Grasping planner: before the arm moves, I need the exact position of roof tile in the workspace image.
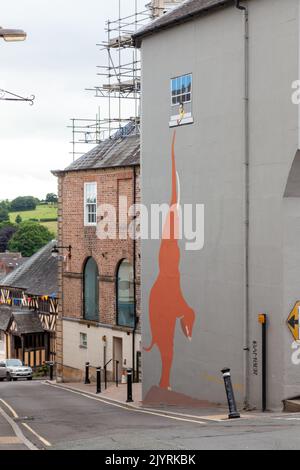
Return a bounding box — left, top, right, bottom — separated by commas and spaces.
0, 241, 58, 297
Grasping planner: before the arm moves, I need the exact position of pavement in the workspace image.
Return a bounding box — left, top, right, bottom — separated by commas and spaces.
1, 380, 300, 450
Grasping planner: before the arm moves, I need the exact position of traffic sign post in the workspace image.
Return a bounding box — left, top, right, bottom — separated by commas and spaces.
258, 314, 267, 412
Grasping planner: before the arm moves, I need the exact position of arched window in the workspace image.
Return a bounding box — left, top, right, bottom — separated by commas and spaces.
117, 260, 135, 328
83, 257, 99, 321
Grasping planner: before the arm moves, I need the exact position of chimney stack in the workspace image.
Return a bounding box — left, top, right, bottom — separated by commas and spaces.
149, 0, 184, 19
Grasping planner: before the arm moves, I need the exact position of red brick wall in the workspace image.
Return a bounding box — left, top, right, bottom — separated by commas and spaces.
56, 165, 141, 367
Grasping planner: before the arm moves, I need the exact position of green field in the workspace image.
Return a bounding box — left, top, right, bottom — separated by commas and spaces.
9, 204, 58, 236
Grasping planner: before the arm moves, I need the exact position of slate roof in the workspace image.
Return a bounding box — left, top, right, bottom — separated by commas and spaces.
0, 307, 44, 334
0, 306, 12, 331
0, 241, 58, 297
54, 123, 140, 174
133, 0, 233, 46
12, 311, 44, 334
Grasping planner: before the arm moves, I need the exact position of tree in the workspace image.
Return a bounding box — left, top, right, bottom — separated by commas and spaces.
0, 224, 17, 252
0, 200, 11, 211
10, 196, 37, 212
8, 221, 54, 257
0, 206, 9, 223
46, 193, 58, 204
15, 215, 22, 224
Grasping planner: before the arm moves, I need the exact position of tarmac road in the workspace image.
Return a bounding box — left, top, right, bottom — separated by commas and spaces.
1, 380, 300, 450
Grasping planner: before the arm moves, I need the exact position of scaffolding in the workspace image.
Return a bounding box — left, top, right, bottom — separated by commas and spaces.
85, 0, 151, 141
69, 0, 184, 159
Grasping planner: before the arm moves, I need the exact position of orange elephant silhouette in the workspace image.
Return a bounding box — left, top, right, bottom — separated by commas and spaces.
144, 131, 196, 390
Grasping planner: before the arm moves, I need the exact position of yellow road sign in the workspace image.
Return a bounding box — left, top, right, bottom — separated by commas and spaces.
287, 301, 300, 341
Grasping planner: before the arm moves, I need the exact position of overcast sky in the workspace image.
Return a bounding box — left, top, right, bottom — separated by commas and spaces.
0, 0, 145, 200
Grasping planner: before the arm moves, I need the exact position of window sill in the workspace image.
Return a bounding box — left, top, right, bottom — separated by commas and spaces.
112, 325, 134, 333
79, 319, 99, 327
169, 115, 194, 128
79, 345, 87, 349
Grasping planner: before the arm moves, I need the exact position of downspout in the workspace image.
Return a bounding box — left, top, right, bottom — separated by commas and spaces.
236, 0, 250, 409
132, 165, 137, 382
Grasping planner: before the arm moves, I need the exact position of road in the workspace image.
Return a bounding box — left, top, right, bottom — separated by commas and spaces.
1, 380, 300, 450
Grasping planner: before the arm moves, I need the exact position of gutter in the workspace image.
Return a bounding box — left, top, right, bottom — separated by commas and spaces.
236, 0, 250, 410
132, 165, 137, 382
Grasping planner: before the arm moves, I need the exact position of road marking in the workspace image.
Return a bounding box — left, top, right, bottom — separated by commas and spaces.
22, 422, 52, 447
0, 406, 37, 450
139, 408, 226, 423
274, 417, 300, 421
0, 436, 21, 444
0, 398, 18, 419
45, 382, 207, 426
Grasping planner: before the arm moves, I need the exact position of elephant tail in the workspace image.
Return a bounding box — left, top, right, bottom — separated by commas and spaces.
143, 339, 155, 352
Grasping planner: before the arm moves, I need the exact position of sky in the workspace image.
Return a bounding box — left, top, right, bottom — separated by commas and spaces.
0, 0, 146, 200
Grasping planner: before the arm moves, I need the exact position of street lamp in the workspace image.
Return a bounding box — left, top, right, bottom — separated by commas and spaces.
0, 27, 26, 42
0, 25, 33, 104
51, 245, 72, 260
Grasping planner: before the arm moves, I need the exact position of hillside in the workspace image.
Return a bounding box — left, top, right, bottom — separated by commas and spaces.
9, 204, 58, 236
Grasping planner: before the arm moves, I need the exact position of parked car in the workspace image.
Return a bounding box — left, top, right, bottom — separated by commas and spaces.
0, 359, 33, 381
0, 361, 9, 381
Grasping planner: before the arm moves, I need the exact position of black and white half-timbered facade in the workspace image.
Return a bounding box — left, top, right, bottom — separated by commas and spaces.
0, 241, 58, 368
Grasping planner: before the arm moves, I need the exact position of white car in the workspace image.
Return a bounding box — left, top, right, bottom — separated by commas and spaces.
0, 361, 9, 381
0, 359, 33, 381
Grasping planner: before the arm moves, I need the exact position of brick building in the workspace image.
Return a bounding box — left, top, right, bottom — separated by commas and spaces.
53, 129, 141, 383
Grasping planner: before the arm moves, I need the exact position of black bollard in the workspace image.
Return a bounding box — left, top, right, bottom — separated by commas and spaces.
96, 367, 101, 394
221, 368, 240, 419
84, 362, 90, 385
49, 362, 54, 381
115, 360, 119, 387
126, 368, 133, 403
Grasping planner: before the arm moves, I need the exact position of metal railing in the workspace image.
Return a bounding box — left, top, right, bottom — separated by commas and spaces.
104, 358, 119, 389
83, 360, 120, 389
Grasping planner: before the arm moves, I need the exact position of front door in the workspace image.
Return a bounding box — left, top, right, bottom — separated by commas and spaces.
12, 335, 22, 361
113, 337, 122, 381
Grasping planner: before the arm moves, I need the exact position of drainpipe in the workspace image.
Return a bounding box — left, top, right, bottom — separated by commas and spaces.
132, 165, 137, 381
236, 0, 250, 409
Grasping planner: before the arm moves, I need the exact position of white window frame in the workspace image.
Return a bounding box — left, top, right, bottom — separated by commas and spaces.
169, 73, 194, 127
79, 332, 87, 349
84, 182, 97, 227
170, 73, 192, 107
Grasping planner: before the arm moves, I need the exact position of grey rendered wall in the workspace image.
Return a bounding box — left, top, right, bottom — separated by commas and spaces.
141, 6, 246, 405
247, 0, 298, 410
283, 195, 300, 400
141, 0, 300, 409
